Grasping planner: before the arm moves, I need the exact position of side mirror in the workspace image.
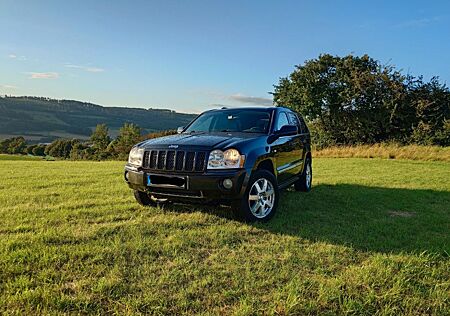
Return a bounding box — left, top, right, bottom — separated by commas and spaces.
177, 126, 185, 134
276, 125, 297, 136
267, 125, 297, 144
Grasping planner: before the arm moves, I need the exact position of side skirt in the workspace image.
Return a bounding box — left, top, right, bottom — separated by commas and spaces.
277, 176, 300, 190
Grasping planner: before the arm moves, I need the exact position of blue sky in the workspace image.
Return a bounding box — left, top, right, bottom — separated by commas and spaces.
1, 0, 449, 113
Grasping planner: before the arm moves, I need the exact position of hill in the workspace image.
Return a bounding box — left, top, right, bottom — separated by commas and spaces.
0, 96, 196, 142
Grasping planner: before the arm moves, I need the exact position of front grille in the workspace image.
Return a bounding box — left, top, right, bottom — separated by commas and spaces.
143, 149, 207, 172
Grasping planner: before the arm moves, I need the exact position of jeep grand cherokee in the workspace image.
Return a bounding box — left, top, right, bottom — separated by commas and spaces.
124, 106, 312, 221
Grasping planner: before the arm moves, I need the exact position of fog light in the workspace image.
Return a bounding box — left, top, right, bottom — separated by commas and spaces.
124, 171, 129, 181
222, 178, 233, 189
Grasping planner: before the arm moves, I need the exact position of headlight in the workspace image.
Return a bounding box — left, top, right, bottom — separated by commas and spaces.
207, 149, 244, 169
128, 147, 144, 166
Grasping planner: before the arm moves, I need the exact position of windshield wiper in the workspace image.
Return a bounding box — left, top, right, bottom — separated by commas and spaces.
185, 130, 205, 134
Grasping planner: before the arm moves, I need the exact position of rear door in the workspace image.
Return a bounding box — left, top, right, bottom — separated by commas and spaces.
285, 111, 304, 177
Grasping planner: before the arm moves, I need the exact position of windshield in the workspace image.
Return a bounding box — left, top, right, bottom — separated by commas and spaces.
184, 109, 272, 134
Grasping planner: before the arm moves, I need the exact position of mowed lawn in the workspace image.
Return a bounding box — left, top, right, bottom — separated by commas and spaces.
0, 157, 449, 315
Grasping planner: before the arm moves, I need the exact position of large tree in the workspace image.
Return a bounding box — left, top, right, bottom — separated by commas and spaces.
90, 124, 111, 151
6, 136, 27, 154
110, 123, 141, 159
407, 76, 450, 146
273, 54, 409, 145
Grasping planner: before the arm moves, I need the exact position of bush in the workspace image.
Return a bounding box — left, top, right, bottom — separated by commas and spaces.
45, 139, 80, 159
32, 144, 46, 156
0, 137, 27, 154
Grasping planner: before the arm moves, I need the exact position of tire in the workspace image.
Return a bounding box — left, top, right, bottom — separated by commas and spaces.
232, 169, 279, 222
294, 157, 312, 192
133, 190, 157, 207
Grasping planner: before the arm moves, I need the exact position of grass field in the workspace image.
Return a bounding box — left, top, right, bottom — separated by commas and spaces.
314, 144, 450, 162
0, 158, 449, 315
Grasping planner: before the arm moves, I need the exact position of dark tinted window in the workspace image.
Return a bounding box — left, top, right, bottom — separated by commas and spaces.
297, 114, 308, 134
275, 112, 290, 131
287, 112, 300, 132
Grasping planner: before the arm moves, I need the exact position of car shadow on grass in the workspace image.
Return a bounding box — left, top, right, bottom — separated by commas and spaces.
160, 201, 236, 220
157, 183, 449, 255
262, 184, 450, 255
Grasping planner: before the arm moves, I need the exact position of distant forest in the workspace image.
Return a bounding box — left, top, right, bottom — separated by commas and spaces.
0, 96, 196, 142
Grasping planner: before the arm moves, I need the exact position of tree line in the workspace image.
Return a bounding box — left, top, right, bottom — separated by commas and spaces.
273, 54, 449, 147
0, 124, 176, 160
1, 53, 449, 156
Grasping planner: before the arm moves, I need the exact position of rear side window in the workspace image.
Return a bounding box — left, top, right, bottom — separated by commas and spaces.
287, 112, 301, 132
297, 114, 308, 134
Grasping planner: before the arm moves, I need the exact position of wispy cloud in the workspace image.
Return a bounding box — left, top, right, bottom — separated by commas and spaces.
65, 64, 105, 73
209, 103, 232, 108
27, 72, 59, 79
0, 84, 18, 89
8, 54, 27, 61
394, 16, 441, 28
228, 93, 273, 106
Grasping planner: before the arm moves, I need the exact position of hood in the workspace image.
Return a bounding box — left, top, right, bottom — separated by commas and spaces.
139, 132, 264, 150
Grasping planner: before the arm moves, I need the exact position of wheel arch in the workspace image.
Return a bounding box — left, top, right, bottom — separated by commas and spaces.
256, 159, 275, 175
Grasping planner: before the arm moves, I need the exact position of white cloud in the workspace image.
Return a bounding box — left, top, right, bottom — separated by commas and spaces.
0, 84, 17, 89
228, 93, 273, 106
27, 72, 59, 79
395, 16, 441, 28
8, 54, 27, 60
65, 64, 105, 73
86, 67, 104, 73
209, 103, 232, 108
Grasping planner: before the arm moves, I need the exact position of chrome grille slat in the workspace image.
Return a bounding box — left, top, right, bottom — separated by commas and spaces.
143, 149, 207, 172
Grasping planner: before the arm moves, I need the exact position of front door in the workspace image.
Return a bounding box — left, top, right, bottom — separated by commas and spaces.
271, 111, 302, 183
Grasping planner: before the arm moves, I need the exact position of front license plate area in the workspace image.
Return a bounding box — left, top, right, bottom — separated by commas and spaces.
147, 174, 186, 189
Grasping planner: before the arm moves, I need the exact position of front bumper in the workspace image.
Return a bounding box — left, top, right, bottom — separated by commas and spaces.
124, 165, 249, 202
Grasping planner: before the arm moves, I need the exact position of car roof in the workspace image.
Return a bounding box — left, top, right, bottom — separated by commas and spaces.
204, 106, 291, 113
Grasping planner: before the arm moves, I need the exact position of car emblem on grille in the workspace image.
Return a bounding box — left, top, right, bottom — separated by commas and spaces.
168, 144, 179, 149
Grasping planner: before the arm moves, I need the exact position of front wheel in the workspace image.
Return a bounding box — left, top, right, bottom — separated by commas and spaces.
133, 190, 157, 206
294, 157, 312, 192
232, 170, 279, 222
133, 190, 170, 207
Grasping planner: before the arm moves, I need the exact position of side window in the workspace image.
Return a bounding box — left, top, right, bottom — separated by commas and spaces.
287, 112, 301, 133
275, 112, 290, 131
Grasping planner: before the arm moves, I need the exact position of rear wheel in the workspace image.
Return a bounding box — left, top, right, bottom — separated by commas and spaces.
294, 157, 312, 192
233, 170, 279, 222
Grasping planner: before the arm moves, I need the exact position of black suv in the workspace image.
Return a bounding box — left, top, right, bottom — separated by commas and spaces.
124, 106, 312, 221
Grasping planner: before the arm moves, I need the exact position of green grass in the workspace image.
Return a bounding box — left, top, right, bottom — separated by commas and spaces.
0, 154, 45, 161
0, 158, 449, 315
